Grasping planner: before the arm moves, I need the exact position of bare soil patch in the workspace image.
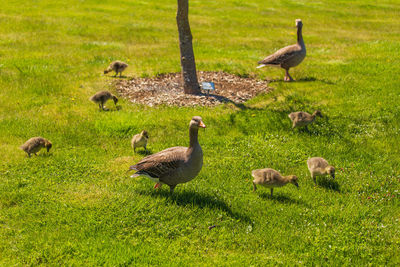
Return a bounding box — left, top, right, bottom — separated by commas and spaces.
114, 71, 272, 107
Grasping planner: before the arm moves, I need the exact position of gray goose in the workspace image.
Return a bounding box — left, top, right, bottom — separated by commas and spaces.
89, 90, 118, 111
252, 168, 298, 197
288, 110, 322, 130
20, 137, 52, 157
257, 19, 306, 82
307, 157, 335, 184
129, 116, 206, 193
131, 130, 149, 153
104, 60, 128, 77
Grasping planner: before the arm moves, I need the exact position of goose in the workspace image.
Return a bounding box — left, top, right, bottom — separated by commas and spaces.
307, 157, 335, 184
252, 168, 298, 197
131, 130, 149, 153
288, 110, 322, 130
129, 116, 206, 193
257, 19, 306, 82
104, 61, 128, 77
20, 137, 52, 157
89, 90, 118, 111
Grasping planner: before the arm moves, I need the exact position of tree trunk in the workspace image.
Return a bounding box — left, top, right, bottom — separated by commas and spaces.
176, 0, 200, 94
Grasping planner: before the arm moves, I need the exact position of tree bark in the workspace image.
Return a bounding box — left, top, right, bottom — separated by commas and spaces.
176, 0, 200, 94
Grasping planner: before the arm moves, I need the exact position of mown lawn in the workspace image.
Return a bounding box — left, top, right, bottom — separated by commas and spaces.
0, 0, 399, 265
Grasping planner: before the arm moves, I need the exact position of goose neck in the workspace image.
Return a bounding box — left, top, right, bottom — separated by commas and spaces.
189, 126, 199, 148
297, 26, 304, 46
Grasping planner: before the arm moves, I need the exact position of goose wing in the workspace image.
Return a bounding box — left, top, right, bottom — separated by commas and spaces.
130, 146, 187, 178
258, 44, 301, 66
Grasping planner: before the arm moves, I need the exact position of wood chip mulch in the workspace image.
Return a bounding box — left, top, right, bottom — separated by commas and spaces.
114, 71, 272, 107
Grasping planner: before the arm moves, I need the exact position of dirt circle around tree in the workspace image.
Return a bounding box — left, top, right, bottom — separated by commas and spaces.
114, 71, 272, 107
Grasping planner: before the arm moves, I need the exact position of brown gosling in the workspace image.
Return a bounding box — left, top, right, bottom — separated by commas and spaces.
257, 19, 306, 82
104, 61, 128, 77
20, 137, 52, 157
131, 130, 149, 153
307, 157, 335, 184
252, 168, 299, 197
89, 90, 118, 111
288, 110, 322, 130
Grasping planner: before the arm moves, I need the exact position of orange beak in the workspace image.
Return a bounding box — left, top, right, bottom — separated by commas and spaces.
199, 121, 206, 128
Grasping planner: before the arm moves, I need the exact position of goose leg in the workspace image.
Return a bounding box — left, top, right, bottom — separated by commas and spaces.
284, 69, 293, 82
252, 182, 257, 192
270, 188, 274, 197
312, 174, 316, 185
169, 185, 176, 193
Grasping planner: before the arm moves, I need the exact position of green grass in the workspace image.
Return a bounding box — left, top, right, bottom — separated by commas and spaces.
1, 0, 399, 265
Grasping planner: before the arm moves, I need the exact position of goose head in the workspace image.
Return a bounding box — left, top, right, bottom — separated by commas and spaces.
141, 130, 149, 139
112, 95, 118, 105
288, 175, 299, 187
190, 116, 206, 129
45, 140, 52, 152
327, 166, 335, 179
313, 110, 323, 118
295, 19, 303, 28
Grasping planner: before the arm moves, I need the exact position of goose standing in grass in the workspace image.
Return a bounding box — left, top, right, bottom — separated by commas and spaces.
131, 130, 149, 153
257, 19, 306, 82
252, 168, 298, 197
307, 157, 335, 184
288, 110, 322, 130
20, 137, 52, 157
129, 116, 206, 193
104, 60, 128, 77
89, 90, 118, 111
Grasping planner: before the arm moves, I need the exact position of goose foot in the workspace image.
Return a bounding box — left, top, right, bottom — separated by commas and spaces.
154, 183, 162, 189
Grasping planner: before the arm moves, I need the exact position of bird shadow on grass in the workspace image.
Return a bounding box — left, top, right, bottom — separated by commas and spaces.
135, 149, 153, 156
317, 178, 340, 192
268, 76, 334, 85
137, 189, 252, 224
258, 192, 310, 207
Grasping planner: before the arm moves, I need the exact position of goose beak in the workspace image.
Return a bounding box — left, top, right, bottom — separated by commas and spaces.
199, 121, 206, 128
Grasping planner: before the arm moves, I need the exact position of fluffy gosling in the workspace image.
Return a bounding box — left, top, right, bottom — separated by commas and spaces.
131, 130, 149, 153
288, 110, 322, 130
89, 90, 118, 111
252, 168, 299, 197
20, 137, 52, 157
104, 61, 128, 77
307, 157, 335, 184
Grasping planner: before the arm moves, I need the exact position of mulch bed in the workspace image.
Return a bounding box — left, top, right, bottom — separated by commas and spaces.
114, 71, 272, 107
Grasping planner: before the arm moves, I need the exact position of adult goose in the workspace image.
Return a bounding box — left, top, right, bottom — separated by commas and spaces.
257, 19, 306, 82
129, 116, 206, 193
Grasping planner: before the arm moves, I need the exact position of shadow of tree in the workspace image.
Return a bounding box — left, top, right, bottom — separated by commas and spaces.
137, 189, 252, 224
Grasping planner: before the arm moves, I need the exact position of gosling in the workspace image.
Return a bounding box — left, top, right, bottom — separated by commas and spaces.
288, 110, 322, 130
104, 61, 128, 77
20, 137, 52, 157
131, 130, 149, 153
307, 157, 335, 184
252, 168, 299, 197
89, 90, 118, 111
